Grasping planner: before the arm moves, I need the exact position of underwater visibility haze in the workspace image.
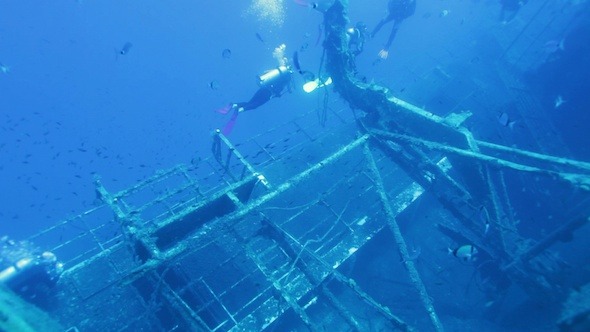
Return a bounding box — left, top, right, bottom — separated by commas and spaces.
1, 0, 590, 331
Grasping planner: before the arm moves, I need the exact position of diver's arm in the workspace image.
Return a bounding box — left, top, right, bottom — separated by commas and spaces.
275, 77, 294, 97
371, 17, 389, 38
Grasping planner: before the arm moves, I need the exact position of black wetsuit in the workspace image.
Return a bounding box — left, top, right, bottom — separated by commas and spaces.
348, 26, 367, 56
222, 66, 293, 135
372, 0, 417, 50
235, 69, 292, 112
387, 0, 416, 19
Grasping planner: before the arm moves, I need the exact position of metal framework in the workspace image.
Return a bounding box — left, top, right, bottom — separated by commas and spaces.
25, 109, 449, 331
2, 1, 589, 331
4, 93, 586, 331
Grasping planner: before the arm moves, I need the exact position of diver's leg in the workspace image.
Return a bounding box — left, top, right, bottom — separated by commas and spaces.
384, 20, 401, 50
221, 88, 273, 135
371, 15, 394, 38
241, 88, 273, 112
377, 20, 401, 59
222, 87, 273, 114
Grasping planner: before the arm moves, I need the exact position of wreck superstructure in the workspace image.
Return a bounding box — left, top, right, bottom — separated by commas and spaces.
1, 1, 590, 331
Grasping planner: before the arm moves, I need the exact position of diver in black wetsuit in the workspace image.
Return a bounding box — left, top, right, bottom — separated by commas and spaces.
347, 22, 368, 57
371, 0, 417, 60
218, 44, 293, 134
228, 65, 293, 113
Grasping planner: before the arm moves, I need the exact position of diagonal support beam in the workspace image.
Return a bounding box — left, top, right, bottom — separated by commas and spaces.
363, 143, 445, 332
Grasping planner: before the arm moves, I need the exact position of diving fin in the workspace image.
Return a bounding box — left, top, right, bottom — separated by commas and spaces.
303, 77, 332, 93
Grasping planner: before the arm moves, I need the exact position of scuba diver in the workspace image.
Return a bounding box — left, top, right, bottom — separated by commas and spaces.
371, 0, 417, 60
218, 44, 294, 134
0, 236, 63, 304
347, 22, 368, 57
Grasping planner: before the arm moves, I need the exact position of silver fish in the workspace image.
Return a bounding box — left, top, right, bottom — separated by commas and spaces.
479, 206, 490, 235
498, 112, 516, 129
119, 42, 133, 55
449, 244, 478, 262
0, 62, 9, 74
554, 95, 566, 109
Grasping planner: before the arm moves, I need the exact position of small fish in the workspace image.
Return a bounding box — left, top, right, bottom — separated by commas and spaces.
439, 9, 450, 17
401, 246, 421, 263
221, 48, 232, 59
544, 39, 565, 54
498, 112, 516, 129
255, 32, 265, 43
479, 206, 490, 235
208, 80, 220, 90
554, 95, 566, 109
119, 42, 133, 55
0, 62, 9, 74
448, 245, 478, 262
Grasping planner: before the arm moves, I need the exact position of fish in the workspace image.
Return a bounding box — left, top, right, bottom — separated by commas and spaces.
0, 62, 9, 74
119, 42, 133, 55
498, 112, 516, 129
208, 80, 220, 90
479, 206, 490, 235
544, 39, 565, 54
401, 246, 421, 263
439, 9, 450, 17
255, 32, 265, 43
554, 95, 566, 109
294, 0, 335, 12
299, 42, 309, 52
449, 245, 478, 262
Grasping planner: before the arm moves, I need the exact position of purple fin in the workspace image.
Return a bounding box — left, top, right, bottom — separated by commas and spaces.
222, 112, 239, 135
216, 104, 232, 115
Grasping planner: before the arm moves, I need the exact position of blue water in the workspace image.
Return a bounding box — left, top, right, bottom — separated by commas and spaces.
1, 0, 589, 330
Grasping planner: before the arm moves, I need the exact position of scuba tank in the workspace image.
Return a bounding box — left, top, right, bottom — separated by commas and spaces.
257, 65, 290, 88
